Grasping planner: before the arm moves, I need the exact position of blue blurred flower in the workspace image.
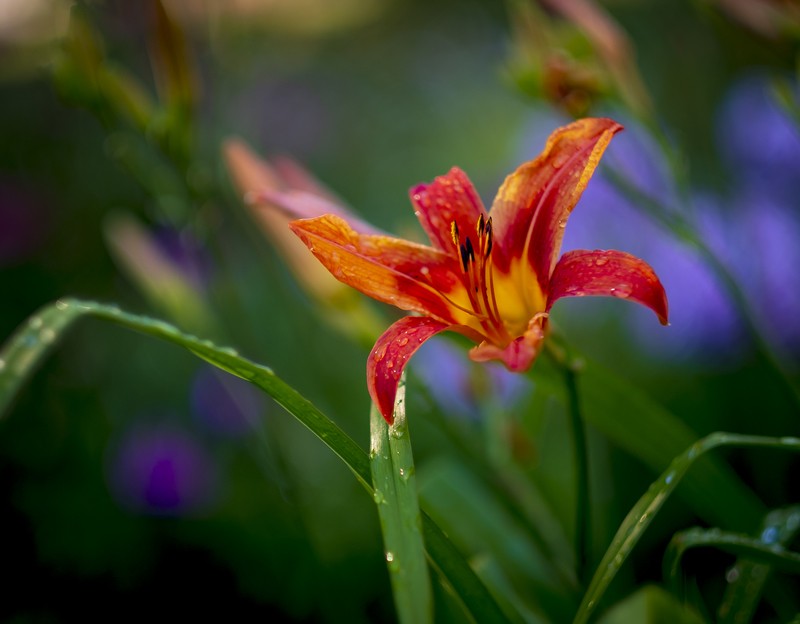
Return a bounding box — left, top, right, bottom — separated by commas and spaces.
106, 422, 218, 516
717, 73, 800, 203
715, 74, 800, 355
152, 226, 213, 293
191, 365, 264, 437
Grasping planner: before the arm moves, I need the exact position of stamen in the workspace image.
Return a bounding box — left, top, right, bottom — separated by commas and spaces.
450, 221, 459, 247
477, 214, 485, 236
485, 218, 493, 258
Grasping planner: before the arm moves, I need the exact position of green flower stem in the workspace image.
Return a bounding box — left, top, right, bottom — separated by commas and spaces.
545, 340, 591, 587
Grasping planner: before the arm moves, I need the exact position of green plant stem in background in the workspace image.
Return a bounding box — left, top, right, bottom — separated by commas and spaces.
0, 299, 513, 624
665, 525, 800, 601
370, 376, 433, 624
605, 166, 800, 410
573, 432, 800, 624
545, 340, 591, 588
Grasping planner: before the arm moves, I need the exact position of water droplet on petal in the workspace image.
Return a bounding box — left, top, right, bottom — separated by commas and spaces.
595, 256, 608, 267
610, 284, 633, 299
385, 360, 394, 369
398, 337, 409, 347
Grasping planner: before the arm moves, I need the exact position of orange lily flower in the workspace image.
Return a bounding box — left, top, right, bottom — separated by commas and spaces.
290, 118, 668, 423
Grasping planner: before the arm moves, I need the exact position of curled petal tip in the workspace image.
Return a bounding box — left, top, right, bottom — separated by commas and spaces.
367, 316, 451, 424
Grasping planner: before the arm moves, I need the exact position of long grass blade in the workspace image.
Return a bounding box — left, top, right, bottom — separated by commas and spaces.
573, 433, 800, 624
0, 298, 512, 624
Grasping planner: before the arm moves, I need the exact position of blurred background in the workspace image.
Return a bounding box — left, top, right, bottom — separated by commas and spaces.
0, 0, 799, 621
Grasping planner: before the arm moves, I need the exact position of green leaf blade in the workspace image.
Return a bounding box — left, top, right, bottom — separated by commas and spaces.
0, 298, 513, 624
370, 375, 433, 624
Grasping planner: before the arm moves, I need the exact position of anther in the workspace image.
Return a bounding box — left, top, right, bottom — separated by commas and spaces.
460, 244, 470, 272
477, 214, 485, 236
450, 221, 459, 247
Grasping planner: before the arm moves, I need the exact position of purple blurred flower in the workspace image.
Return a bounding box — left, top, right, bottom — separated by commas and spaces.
191, 366, 263, 437
152, 226, 213, 292
717, 73, 800, 202
107, 422, 218, 516
729, 192, 800, 352
715, 75, 800, 355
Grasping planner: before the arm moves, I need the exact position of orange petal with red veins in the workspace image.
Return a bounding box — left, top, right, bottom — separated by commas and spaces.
547, 249, 669, 324
290, 214, 464, 323
469, 315, 547, 372
410, 167, 488, 254
489, 118, 622, 287
368, 316, 451, 424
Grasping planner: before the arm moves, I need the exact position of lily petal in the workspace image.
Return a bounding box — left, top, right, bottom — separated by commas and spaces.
410, 167, 488, 254
547, 249, 669, 324
469, 314, 547, 372
368, 316, 451, 424
290, 214, 465, 323
489, 118, 622, 287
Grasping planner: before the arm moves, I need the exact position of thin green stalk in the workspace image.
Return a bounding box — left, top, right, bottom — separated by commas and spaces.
545, 340, 591, 587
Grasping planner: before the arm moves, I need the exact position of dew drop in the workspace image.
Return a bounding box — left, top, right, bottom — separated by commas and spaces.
55, 300, 71, 311
385, 551, 395, 563
373, 490, 385, 504
595, 257, 608, 267
761, 526, 779, 544
780, 437, 800, 446
385, 360, 394, 369
39, 328, 56, 345
552, 151, 570, 169
610, 284, 632, 299
398, 337, 409, 347
28, 317, 42, 330
664, 471, 676, 485
420, 266, 430, 276
0, 359, 5, 371
725, 566, 740, 583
